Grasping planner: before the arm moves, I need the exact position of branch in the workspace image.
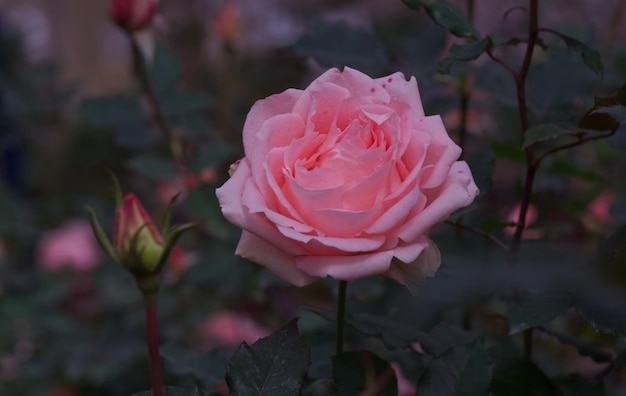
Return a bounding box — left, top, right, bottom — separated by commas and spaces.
444, 220, 510, 251
536, 129, 617, 164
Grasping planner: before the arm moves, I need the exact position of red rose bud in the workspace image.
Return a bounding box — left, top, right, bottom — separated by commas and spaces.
114, 193, 165, 273
110, 0, 157, 32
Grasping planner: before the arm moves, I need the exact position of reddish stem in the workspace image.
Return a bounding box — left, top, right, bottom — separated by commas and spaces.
145, 295, 164, 396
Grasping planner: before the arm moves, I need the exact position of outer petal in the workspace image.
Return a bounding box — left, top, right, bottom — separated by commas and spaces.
375, 72, 425, 117
415, 115, 462, 189
296, 251, 394, 281
243, 89, 303, 155
236, 231, 318, 286
399, 161, 479, 242
385, 237, 441, 293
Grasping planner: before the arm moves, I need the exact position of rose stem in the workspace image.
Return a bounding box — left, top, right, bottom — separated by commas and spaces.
486, 0, 539, 360
144, 293, 164, 396
457, 0, 475, 158
127, 33, 189, 178
336, 280, 348, 356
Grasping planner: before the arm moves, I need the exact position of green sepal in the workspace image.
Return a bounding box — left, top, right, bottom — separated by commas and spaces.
105, 169, 123, 207
156, 222, 195, 272
85, 206, 119, 263
160, 191, 182, 234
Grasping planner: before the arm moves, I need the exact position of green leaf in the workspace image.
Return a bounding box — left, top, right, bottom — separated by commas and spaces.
575, 294, 626, 336
417, 342, 492, 396
131, 386, 206, 396
333, 351, 397, 396
508, 293, 573, 334
454, 343, 493, 396
85, 206, 118, 263
522, 124, 573, 148
538, 326, 613, 363
149, 44, 182, 94
161, 90, 213, 117
127, 155, 179, 181
491, 359, 555, 396
79, 94, 142, 127
225, 319, 310, 396
438, 36, 491, 74
403, 0, 478, 39
542, 30, 603, 77
294, 21, 389, 76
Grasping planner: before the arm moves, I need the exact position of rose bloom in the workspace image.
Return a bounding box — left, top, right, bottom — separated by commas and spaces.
37, 220, 101, 272
216, 67, 478, 286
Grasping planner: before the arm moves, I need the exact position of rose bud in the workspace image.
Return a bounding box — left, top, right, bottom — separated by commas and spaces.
114, 193, 165, 274
87, 187, 194, 295
110, 0, 157, 32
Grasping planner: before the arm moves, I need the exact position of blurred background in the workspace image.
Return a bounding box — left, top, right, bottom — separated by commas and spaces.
1, 0, 626, 394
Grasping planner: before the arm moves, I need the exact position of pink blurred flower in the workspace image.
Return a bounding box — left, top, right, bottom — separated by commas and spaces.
194, 311, 270, 350
37, 220, 101, 272
214, 2, 241, 45
164, 244, 197, 283
391, 362, 417, 396
588, 190, 614, 224
504, 203, 542, 239
156, 168, 218, 204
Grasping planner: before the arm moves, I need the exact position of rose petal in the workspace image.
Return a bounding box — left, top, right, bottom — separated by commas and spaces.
296, 250, 394, 280
416, 116, 462, 189
236, 231, 318, 286
398, 161, 479, 241
376, 72, 425, 117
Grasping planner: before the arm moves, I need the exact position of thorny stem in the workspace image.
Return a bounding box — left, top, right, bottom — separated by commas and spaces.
487, 0, 539, 360
336, 280, 348, 356
144, 295, 164, 396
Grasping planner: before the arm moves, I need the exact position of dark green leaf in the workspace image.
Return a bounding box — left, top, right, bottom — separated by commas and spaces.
149, 44, 183, 94
161, 90, 213, 117
294, 21, 389, 77
403, 0, 479, 39
575, 294, 626, 336
132, 386, 206, 396
538, 326, 613, 363
225, 319, 310, 396
454, 343, 493, 396
508, 293, 573, 334
333, 351, 397, 396
491, 359, 555, 396
449, 36, 491, 61
522, 124, 573, 148
438, 36, 491, 74
79, 95, 142, 127
542, 30, 603, 77
417, 342, 492, 396
127, 155, 179, 181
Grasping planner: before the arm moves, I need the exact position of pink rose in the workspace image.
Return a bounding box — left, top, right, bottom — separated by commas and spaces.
216, 67, 478, 286
37, 220, 101, 272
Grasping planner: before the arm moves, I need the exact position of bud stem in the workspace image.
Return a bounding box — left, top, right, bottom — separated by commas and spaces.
144, 294, 164, 396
